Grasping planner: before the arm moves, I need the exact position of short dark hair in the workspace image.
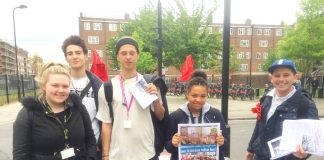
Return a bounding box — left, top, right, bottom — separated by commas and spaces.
61, 35, 88, 57
115, 36, 139, 54
187, 70, 208, 92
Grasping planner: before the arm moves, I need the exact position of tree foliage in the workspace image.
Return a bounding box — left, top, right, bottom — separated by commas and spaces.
274, 0, 324, 75
106, 0, 223, 72
28, 53, 43, 75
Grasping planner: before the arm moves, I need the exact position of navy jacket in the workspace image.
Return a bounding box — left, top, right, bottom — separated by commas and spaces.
165, 103, 229, 160
247, 89, 318, 160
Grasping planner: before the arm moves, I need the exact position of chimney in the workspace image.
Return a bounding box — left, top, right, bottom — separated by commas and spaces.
124, 13, 130, 20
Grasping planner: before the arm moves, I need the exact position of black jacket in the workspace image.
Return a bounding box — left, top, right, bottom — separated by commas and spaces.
247, 89, 318, 160
165, 104, 229, 160
13, 93, 97, 160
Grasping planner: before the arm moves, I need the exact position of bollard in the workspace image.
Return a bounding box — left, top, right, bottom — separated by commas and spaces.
318, 88, 323, 98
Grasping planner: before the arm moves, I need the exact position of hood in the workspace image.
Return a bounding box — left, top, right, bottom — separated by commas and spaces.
180, 102, 211, 116
21, 92, 81, 112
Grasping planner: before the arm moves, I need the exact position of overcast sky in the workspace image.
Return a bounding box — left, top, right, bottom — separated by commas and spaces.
0, 0, 301, 63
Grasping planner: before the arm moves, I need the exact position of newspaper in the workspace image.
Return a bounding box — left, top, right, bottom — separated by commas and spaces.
267, 136, 292, 159
178, 123, 220, 160
129, 78, 158, 109
279, 119, 324, 156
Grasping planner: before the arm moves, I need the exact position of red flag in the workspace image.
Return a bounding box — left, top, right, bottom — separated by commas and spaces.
90, 48, 108, 82
178, 54, 194, 82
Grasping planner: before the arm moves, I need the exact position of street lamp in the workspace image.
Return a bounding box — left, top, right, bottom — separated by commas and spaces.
13, 4, 27, 101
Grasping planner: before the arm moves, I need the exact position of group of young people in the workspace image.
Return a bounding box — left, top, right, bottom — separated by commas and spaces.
12, 35, 318, 160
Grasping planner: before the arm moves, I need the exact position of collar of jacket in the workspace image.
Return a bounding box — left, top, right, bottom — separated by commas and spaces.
21, 93, 81, 113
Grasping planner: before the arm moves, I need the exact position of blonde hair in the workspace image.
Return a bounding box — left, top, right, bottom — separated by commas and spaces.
35, 62, 71, 100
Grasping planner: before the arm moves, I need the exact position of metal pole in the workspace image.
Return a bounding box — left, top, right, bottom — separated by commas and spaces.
13, 7, 21, 101
13, 5, 27, 101
157, 0, 163, 77
249, 25, 253, 86
222, 0, 231, 158
222, 0, 231, 126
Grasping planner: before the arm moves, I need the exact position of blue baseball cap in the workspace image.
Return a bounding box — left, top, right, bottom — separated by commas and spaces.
268, 59, 297, 74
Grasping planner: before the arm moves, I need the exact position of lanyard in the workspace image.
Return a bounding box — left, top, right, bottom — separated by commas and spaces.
119, 73, 138, 119
189, 106, 203, 124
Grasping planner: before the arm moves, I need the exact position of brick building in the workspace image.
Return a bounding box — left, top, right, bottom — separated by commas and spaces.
79, 13, 287, 88
0, 39, 29, 75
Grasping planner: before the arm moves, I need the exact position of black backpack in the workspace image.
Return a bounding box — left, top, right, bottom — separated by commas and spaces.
103, 74, 169, 156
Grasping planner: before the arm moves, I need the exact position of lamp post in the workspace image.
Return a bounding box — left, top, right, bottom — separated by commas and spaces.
13, 4, 27, 101
249, 25, 253, 87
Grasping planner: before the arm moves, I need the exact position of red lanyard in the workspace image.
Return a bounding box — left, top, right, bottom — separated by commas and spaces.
119, 73, 138, 118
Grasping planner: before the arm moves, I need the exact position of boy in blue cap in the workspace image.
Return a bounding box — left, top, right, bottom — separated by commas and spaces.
245, 59, 319, 160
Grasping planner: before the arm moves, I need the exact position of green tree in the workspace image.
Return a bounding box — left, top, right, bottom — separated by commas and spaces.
28, 53, 43, 75
106, 0, 223, 72
275, 0, 324, 76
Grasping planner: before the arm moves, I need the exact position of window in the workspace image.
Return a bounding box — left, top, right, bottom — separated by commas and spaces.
97, 50, 103, 57
238, 28, 245, 35
258, 64, 263, 71
93, 23, 102, 31
88, 36, 99, 44
240, 64, 248, 71
109, 23, 117, 31
264, 29, 271, 35
263, 52, 268, 59
88, 50, 92, 57
240, 40, 249, 47
237, 52, 244, 59
247, 28, 252, 35
230, 28, 233, 35
256, 52, 262, 59
245, 52, 251, 59
120, 23, 126, 31
259, 40, 268, 47
207, 27, 213, 34
276, 29, 282, 36
218, 28, 223, 34
84, 22, 90, 30
256, 29, 262, 35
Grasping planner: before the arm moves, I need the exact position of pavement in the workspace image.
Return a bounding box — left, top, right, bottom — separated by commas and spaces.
0, 96, 323, 160
0, 96, 323, 125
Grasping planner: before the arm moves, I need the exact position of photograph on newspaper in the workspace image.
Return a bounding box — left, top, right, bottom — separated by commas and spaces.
178, 123, 220, 160
267, 136, 292, 159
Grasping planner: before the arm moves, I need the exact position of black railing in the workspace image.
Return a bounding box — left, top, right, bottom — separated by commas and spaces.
0, 74, 38, 106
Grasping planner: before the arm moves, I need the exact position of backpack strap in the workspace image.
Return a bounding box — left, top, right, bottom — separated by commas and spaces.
104, 80, 114, 124
79, 82, 92, 100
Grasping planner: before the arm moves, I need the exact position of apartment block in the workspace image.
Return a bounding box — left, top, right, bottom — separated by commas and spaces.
0, 39, 29, 75
79, 14, 287, 87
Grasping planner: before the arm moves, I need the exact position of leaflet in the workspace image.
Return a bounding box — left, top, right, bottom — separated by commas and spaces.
178, 123, 220, 160
267, 136, 292, 159
279, 119, 324, 156
129, 78, 158, 109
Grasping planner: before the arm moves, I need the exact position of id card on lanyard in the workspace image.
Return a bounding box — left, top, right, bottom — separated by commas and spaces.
119, 73, 138, 129
61, 114, 75, 159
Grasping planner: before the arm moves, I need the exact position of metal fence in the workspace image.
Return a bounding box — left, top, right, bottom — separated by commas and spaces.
0, 74, 38, 105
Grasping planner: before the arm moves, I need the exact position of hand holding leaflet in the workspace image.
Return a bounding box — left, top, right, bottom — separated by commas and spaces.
129, 78, 158, 109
